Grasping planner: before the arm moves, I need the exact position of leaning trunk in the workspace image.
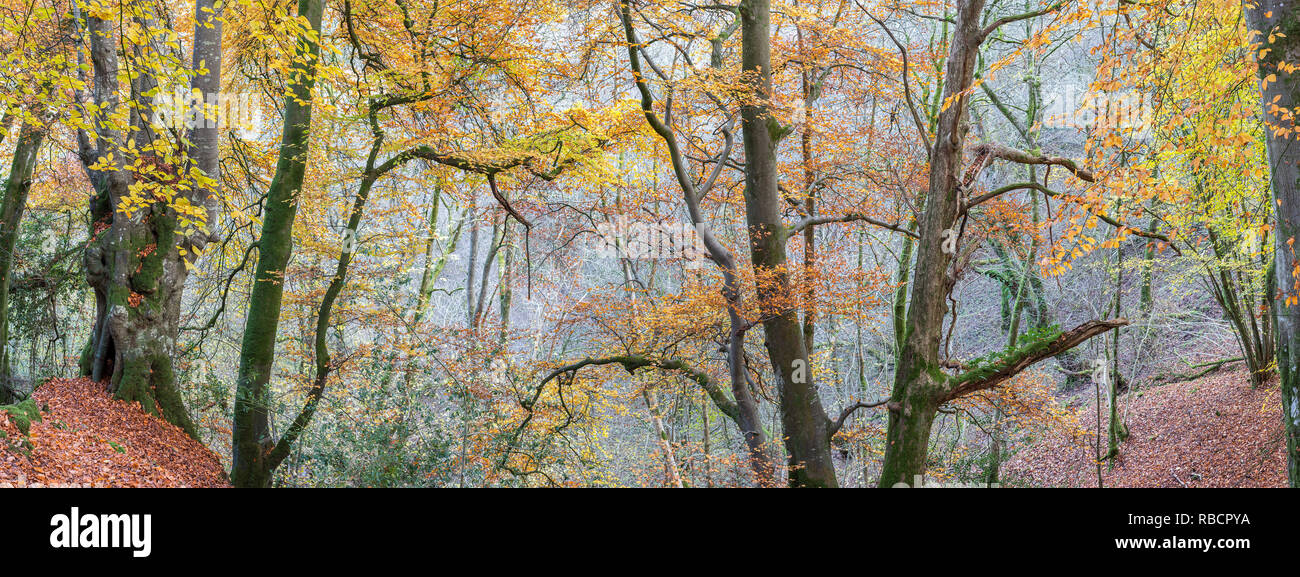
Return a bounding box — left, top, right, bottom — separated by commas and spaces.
0, 121, 44, 402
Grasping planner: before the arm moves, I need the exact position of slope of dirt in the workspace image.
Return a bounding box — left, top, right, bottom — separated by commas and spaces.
0, 378, 229, 487
1003, 369, 1287, 487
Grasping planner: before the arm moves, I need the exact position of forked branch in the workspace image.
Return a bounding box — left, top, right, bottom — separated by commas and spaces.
541, 355, 741, 423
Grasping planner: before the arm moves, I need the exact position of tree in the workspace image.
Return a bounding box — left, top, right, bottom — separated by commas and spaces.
1243, 0, 1300, 486
230, 0, 327, 487
0, 2, 71, 400
231, 0, 612, 486
73, 0, 225, 436
0, 120, 46, 402
617, 0, 778, 484
877, 0, 1124, 487
737, 0, 838, 487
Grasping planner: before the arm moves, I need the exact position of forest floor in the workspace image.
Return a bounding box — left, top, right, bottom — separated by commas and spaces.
1003, 368, 1288, 487
0, 378, 229, 487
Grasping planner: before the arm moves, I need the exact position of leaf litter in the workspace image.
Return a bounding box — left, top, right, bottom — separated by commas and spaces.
0, 378, 229, 488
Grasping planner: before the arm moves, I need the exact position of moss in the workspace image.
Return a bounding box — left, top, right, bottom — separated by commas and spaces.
107, 282, 130, 307
923, 359, 946, 383
113, 351, 198, 439
952, 324, 1063, 386
116, 354, 156, 417
129, 213, 175, 295
1, 398, 42, 435
78, 338, 94, 377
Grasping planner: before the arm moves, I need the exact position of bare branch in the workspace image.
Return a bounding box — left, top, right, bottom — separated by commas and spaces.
972, 143, 1096, 182
857, 2, 933, 156
787, 213, 920, 238
979, 1, 1070, 41
828, 397, 890, 438
978, 82, 1030, 143
962, 181, 1176, 247
541, 355, 741, 424
696, 121, 735, 202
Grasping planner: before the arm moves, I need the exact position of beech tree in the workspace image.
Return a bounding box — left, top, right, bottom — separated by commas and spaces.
229, 0, 326, 487
0, 120, 45, 402
1244, 0, 1300, 486
876, 0, 1125, 487
72, 0, 224, 436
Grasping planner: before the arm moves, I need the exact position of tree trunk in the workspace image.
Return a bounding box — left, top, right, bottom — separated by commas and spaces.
1244, 0, 1300, 486
643, 386, 686, 488
619, 0, 776, 484
230, 0, 326, 488
74, 11, 198, 437
739, 0, 836, 487
0, 121, 44, 402
168, 0, 225, 325
879, 0, 1119, 487
879, 0, 986, 488
892, 224, 916, 357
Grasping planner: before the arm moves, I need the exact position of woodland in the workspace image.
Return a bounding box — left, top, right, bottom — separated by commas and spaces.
0, 0, 1297, 488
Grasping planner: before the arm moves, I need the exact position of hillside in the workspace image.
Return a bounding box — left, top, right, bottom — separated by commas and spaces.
1003, 369, 1288, 487
0, 378, 229, 488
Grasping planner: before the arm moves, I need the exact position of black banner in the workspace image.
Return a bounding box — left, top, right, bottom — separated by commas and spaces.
2, 488, 1289, 567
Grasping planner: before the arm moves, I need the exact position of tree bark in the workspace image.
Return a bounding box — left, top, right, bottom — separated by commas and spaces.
739, 0, 837, 488
1244, 0, 1300, 486
0, 121, 44, 402
230, 0, 326, 487
879, 0, 988, 488
75, 10, 198, 437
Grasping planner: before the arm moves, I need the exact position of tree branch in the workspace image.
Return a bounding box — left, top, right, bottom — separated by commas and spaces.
858, 3, 932, 156
962, 181, 1176, 247
541, 355, 741, 423
972, 143, 1096, 182
787, 213, 920, 238
980, 1, 1070, 41
828, 397, 890, 438
943, 318, 1129, 403
978, 82, 1030, 143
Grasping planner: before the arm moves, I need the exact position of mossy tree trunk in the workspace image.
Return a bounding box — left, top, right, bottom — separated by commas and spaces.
230, 0, 326, 488
879, 0, 1120, 487
74, 10, 203, 437
879, 0, 987, 487
230, 0, 579, 484
1244, 0, 1300, 487
1202, 223, 1275, 389
0, 121, 45, 403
